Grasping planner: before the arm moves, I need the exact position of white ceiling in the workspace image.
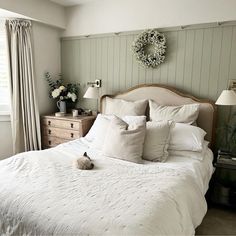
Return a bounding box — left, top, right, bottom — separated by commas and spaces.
50, 0, 97, 6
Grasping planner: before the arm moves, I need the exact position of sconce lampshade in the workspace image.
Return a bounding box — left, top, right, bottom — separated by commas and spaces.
215, 90, 236, 105
83, 87, 99, 99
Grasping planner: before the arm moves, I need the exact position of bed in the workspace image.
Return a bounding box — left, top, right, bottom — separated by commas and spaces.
0, 84, 216, 235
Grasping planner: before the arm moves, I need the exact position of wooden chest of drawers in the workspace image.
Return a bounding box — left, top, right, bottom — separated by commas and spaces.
41, 115, 96, 149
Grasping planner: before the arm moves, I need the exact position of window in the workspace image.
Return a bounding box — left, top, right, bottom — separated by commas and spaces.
0, 20, 10, 116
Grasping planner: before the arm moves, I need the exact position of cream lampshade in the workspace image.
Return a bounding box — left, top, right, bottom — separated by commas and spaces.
83, 86, 99, 113
83, 87, 99, 99
215, 90, 236, 105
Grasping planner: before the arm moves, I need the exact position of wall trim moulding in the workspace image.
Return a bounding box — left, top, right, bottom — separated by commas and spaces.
61, 20, 236, 41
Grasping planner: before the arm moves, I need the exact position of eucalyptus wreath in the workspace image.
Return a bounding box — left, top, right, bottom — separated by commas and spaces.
132, 29, 166, 68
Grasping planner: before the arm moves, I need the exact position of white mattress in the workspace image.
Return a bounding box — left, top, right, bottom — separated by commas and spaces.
0, 138, 214, 236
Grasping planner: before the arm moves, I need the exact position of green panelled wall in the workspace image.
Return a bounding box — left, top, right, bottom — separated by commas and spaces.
61, 25, 236, 106
61, 25, 236, 150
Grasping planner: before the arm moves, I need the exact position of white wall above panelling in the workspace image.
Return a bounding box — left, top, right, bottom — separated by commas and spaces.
0, 0, 66, 29
51, 0, 97, 6
63, 0, 236, 37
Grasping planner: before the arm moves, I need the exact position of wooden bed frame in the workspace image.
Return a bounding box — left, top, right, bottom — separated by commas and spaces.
100, 84, 217, 149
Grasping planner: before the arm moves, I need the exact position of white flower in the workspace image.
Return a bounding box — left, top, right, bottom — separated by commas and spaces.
51, 88, 61, 98
59, 85, 65, 91
67, 92, 77, 102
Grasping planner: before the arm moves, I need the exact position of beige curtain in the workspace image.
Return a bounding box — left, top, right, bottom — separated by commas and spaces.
6, 19, 41, 154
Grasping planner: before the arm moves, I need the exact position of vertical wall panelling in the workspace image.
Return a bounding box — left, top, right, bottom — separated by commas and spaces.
191, 29, 203, 95
175, 30, 186, 90
183, 30, 195, 92
61, 25, 236, 151
229, 27, 236, 81
199, 28, 213, 98
119, 36, 127, 92
166, 31, 177, 87
126, 35, 133, 88
209, 28, 223, 99
217, 27, 233, 97
113, 36, 120, 93
61, 25, 236, 104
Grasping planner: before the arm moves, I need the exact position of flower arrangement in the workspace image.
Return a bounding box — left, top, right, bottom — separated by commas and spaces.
132, 29, 166, 68
44, 72, 79, 102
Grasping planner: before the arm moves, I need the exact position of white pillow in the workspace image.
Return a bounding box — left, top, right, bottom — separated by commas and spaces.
169, 141, 209, 161
149, 100, 200, 124
169, 123, 206, 152
143, 121, 173, 162
85, 114, 113, 149
104, 97, 148, 117
102, 116, 146, 164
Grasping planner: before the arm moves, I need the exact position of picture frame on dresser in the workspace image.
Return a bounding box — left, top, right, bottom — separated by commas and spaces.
41, 115, 96, 149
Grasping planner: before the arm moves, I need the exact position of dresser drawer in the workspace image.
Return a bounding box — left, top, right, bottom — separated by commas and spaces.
42, 126, 82, 140
43, 136, 69, 148
42, 118, 81, 131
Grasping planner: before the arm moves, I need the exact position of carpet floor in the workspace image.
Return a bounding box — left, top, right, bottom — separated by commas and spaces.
196, 206, 236, 235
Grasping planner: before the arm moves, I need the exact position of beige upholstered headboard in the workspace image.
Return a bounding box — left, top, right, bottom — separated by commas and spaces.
100, 84, 217, 149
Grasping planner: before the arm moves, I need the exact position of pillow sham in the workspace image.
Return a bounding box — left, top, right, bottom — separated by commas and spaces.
143, 121, 173, 162
168, 141, 209, 161
104, 97, 148, 117
149, 100, 200, 124
169, 123, 206, 152
102, 116, 146, 164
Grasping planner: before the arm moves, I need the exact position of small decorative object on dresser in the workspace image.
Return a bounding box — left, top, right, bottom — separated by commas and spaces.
41, 115, 96, 149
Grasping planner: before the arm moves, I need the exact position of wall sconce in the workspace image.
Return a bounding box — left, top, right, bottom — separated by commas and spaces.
87, 79, 102, 88
83, 80, 101, 113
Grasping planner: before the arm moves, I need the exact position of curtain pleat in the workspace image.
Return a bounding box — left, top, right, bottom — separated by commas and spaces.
6, 19, 41, 153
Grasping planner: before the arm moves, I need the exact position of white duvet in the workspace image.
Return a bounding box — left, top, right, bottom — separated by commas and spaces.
0, 138, 214, 236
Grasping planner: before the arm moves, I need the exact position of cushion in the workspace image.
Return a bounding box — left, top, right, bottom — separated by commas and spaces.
104, 97, 148, 117
143, 121, 173, 162
85, 114, 112, 150
102, 116, 146, 164
149, 100, 200, 124
169, 123, 206, 152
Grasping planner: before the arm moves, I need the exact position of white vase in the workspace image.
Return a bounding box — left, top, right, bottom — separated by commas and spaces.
57, 100, 67, 113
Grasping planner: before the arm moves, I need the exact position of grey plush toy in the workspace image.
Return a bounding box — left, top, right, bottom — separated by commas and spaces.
73, 152, 94, 170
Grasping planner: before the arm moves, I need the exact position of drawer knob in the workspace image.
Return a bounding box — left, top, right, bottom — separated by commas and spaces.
48, 140, 51, 145
48, 129, 51, 135
71, 123, 74, 128
71, 133, 74, 138
48, 120, 51, 125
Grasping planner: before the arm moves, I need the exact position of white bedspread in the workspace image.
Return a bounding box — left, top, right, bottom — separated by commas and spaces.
0, 138, 214, 236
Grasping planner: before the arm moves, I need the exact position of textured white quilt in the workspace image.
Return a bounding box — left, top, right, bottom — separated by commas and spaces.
0, 138, 213, 236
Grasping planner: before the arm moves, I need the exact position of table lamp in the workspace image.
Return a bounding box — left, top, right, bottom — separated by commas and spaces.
83, 86, 99, 114
216, 89, 236, 153
216, 90, 236, 106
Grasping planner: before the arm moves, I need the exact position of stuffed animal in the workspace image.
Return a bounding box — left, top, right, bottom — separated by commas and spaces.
73, 152, 94, 170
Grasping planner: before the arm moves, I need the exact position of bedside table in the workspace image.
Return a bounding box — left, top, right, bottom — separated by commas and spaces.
211, 153, 236, 207
41, 115, 96, 149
